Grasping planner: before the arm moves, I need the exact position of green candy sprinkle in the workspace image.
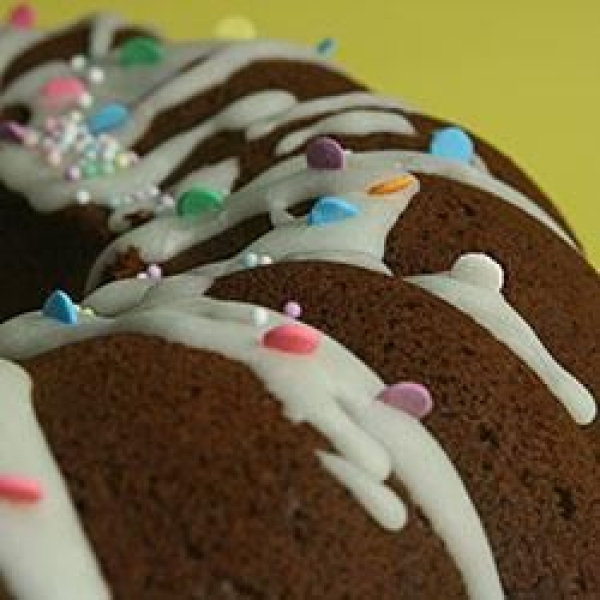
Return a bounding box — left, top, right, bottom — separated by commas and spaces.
177, 187, 225, 218
119, 37, 165, 68
82, 162, 99, 178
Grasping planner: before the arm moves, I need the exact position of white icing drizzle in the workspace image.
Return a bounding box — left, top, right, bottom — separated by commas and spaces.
168, 157, 240, 199
121, 40, 352, 139
275, 110, 415, 156
86, 13, 131, 58
0, 276, 505, 599
0, 359, 110, 599
317, 451, 407, 529
407, 253, 597, 425
4, 16, 577, 261
86, 154, 419, 288
86, 143, 576, 291
0, 27, 45, 78
248, 151, 575, 246
246, 91, 413, 140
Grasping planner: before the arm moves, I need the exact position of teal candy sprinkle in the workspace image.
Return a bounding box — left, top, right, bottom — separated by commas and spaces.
430, 126, 474, 163
177, 186, 225, 217
119, 37, 165, 67
316, 37, 337, 57
308, 196, 359, 226
42, 290, 78, 325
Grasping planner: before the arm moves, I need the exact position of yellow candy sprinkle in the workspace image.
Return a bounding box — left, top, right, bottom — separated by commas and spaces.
368, 175, 416, 196
79, 306, 95, 317
214, 15, 257, 40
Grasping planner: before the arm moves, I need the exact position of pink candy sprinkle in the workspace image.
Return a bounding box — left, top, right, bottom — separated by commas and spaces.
377, 382, 433, 419
66, 165, 81, 181
41, 77, 88, 107
8, 3, 36, 29
0, 121, 27, 143
262, 323, 321, 355
0, 475, 44, 503
283, 300, 302, 320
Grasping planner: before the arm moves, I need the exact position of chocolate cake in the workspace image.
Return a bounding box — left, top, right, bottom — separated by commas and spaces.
0, 5, 598, 599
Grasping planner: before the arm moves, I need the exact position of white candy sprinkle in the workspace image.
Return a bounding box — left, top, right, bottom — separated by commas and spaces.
259, 255, 274, 266
24, 131, 39, 147
79, 92, 93, 108
252, 307, 269, 327
88, 67, 105, 84
71, 55, 86, 70
76, 189, 91, 205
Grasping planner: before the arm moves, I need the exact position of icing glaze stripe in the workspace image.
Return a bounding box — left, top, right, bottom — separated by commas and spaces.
407, 254, 597, 425
0, 276, 504, 599
0, 359, 110, 599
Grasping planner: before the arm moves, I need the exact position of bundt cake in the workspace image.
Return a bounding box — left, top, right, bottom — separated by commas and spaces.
0, 6, 598, 599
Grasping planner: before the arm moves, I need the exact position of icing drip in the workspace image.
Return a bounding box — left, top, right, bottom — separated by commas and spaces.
0, 25, 44, 79
0, 359, 110, 599
86, 153, 419, 288
86, 144, 575, 290
275, 110, 415, 155
0, 276, 504, 599
245, 91, 414, 139
1, 19, 573, 257
407, 253, 597, 425
241, 151, 575, 246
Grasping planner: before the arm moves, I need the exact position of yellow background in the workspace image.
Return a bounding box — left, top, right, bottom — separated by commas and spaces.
5, 0, 599, 267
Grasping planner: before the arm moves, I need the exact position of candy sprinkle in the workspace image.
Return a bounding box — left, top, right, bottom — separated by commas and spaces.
308, 196, 359, 227
283, 301, 302, 320
0, 475, 44, 503
262, 323, 321, 355
177, 186, 225, 218
306, 136, 346, 170
76, 189, 91, 204
214, 15, 257, 40
430, 126, 474, 163
450, 253, 504, 292
41, 77, 88, 108
88, 66, 105, 84
147, 264, 163, 279
242, 252, 259, 269
88, 103, 130, 135
252, 307, 269, 327
119, 36, 165, 68
0, 121, 27, 143
368, 174, 416, 196
42, 290, 79, 325
316, 37, 337, 57
70, 55, 87, 70
7, 3, 36, 29
377, 382, 433, 419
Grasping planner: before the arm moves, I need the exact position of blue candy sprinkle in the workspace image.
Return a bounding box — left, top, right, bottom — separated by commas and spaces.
42, 290, 78, 325
308, 196, 359, 226
88, 103, 130, 135
316, 37, 337, 57
430, 126, 474, 163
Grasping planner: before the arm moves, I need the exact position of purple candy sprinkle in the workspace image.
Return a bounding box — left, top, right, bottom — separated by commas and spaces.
377, 382, 433, 419
306, 136, 346, 170
284, 301, 302, 320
